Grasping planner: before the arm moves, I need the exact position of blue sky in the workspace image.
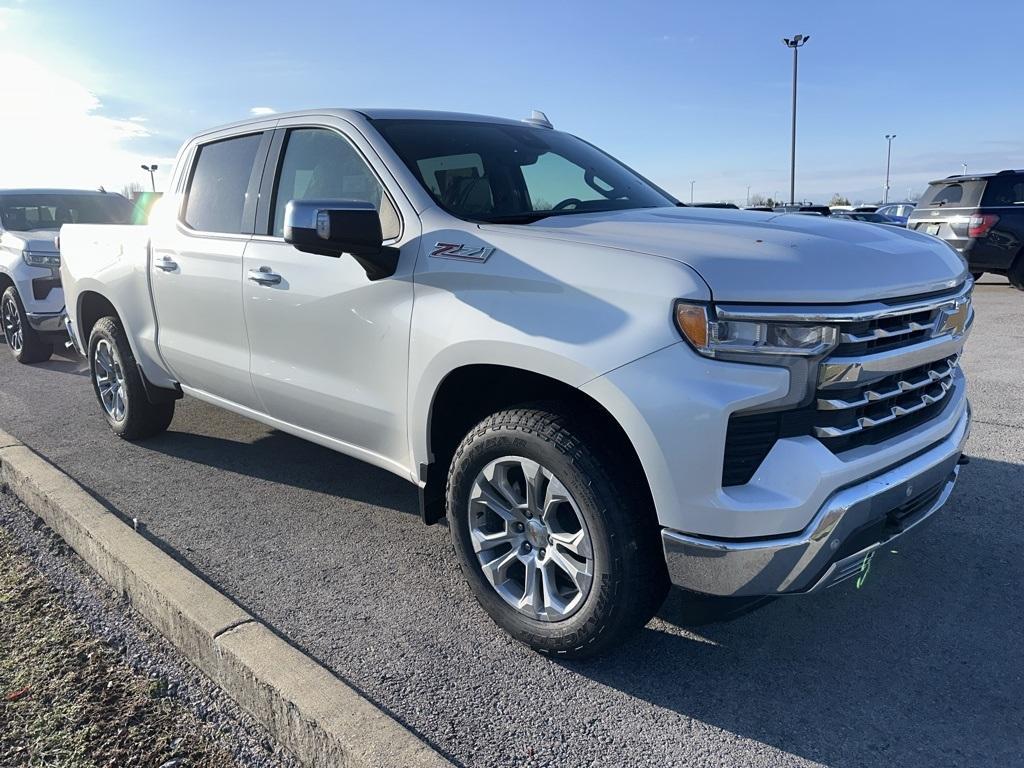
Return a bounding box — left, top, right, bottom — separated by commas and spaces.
2, 0, 1021, 204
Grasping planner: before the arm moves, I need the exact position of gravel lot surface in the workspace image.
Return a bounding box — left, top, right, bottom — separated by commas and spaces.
1, 279, 1021, 767
0, 491, 298, 768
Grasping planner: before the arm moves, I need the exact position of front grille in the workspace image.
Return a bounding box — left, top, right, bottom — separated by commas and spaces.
813, 356, 958, 440
722, 287, 971, 487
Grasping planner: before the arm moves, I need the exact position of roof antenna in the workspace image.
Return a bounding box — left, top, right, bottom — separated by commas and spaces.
523, 109, 553, 129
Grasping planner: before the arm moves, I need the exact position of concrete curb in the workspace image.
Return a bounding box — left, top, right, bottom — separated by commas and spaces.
0, 429, 451, 768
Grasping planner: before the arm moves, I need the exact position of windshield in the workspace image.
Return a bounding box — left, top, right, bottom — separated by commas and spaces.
373, 119, 676, 223
0, 193, 137, 231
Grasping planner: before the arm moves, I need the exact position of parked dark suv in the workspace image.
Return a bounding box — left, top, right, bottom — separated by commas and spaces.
908, 170, 1024, 289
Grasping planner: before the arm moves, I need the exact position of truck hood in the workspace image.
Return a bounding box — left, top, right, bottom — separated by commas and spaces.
486, 207, 967, 303
1, 230, 60, 254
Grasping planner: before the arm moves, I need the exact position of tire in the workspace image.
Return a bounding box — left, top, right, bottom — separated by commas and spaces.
2, 286, 53, 364
88, 316, 174, 440
447, 406, 669, 658
971, 272, 984, 281
1009, 253, 1024, 291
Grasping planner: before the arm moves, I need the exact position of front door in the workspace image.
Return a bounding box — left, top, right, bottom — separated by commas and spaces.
241, 124, 416, 473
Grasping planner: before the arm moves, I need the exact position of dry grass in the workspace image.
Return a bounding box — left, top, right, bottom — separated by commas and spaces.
0, 525, 238, 768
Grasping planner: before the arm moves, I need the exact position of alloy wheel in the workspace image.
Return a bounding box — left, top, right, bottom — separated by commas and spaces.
94, 338, 128, 421
469, 456, 595, 622
1, 294, 23, 353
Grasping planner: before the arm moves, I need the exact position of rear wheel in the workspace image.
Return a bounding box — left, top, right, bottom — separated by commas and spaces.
447, 406, 668, 658
88, 316, 174, 439
1009, 253, 1024, 291
2, 286, 53, 364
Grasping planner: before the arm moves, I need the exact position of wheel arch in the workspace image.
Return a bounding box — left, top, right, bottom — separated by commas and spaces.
417, 362, 654, 525
77, 290, 121, 345
76, 289, 181, 404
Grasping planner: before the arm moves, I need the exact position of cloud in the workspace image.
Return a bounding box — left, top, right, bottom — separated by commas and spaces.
249, 106, 276, 116
0, 50, 174, 191
0, 6, 22, 32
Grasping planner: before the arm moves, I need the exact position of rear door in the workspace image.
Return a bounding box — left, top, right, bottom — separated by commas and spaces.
908, 179, 986, 250
240, 119, 418, 473
151, 129, 273, 410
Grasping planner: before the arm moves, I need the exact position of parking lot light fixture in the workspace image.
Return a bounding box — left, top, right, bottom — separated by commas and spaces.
690, 180, 695, 204
141, 164, 158, 192
782, 34, 810, 205
884, 135, 896, 204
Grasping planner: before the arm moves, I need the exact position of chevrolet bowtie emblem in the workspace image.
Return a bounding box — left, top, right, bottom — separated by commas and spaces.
935, 299, 971, 338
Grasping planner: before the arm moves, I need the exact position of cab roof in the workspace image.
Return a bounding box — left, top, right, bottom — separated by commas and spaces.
197, 108, 534, 138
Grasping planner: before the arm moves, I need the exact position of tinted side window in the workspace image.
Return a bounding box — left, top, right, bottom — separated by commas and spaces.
184, 133, 263, 234
271, 128, 399, 239
981, 176, 1024, 206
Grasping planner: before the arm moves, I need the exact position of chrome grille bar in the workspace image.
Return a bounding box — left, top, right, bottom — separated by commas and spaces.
837, 318, 934, 345
817, 356, 959, 411
813, 378, 955, 438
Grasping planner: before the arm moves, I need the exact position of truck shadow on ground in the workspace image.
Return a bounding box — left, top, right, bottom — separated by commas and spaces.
141, 428, 418, 511
562, 455, 1023, 766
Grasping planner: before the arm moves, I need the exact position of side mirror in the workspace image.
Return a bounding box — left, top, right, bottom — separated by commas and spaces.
283, 199, 398, 281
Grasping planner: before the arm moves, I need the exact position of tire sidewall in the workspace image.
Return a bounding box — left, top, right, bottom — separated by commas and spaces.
2, 286, 51, 364
448, 424, 620, 650
88, 319, 133, 436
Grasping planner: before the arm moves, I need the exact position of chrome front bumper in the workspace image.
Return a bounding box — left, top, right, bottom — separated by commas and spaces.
662, 405, 971, 597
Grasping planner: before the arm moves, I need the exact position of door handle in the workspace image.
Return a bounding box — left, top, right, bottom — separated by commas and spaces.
248, 267, 282, 286
154, 256, 178, 272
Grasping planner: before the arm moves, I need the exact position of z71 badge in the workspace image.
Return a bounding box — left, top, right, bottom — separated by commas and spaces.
430, 242, 494, 262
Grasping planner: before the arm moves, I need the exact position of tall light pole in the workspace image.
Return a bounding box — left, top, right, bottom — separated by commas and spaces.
141, 164, 158, 192
884, 134, 896, 204
746, 185, 751, 206
961, 162, 967, 177
782, 34, 810, 205
690, 180, 695, 204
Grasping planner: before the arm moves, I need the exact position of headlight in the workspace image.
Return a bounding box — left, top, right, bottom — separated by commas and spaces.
674, 301, 838, 358
23, 251, 60, 268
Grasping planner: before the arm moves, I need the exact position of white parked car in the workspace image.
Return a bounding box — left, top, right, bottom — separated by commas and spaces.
0, 189, 136, 362
58, 110, 973, 656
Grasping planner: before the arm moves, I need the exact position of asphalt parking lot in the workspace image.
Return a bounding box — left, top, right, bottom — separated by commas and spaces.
1, 278, 1021, 768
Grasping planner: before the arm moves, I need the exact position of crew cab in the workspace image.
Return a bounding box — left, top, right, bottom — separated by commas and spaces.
0, 189, 136, 362
59, 109, 973, 657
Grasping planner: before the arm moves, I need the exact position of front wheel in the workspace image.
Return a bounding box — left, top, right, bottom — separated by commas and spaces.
88, 316, 175, 440
2, 286, 53, 364
447, 406, 668, 658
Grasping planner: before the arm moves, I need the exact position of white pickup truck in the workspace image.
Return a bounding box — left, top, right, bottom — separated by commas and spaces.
59, 109, 973, 657
1, 189, 136, 363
